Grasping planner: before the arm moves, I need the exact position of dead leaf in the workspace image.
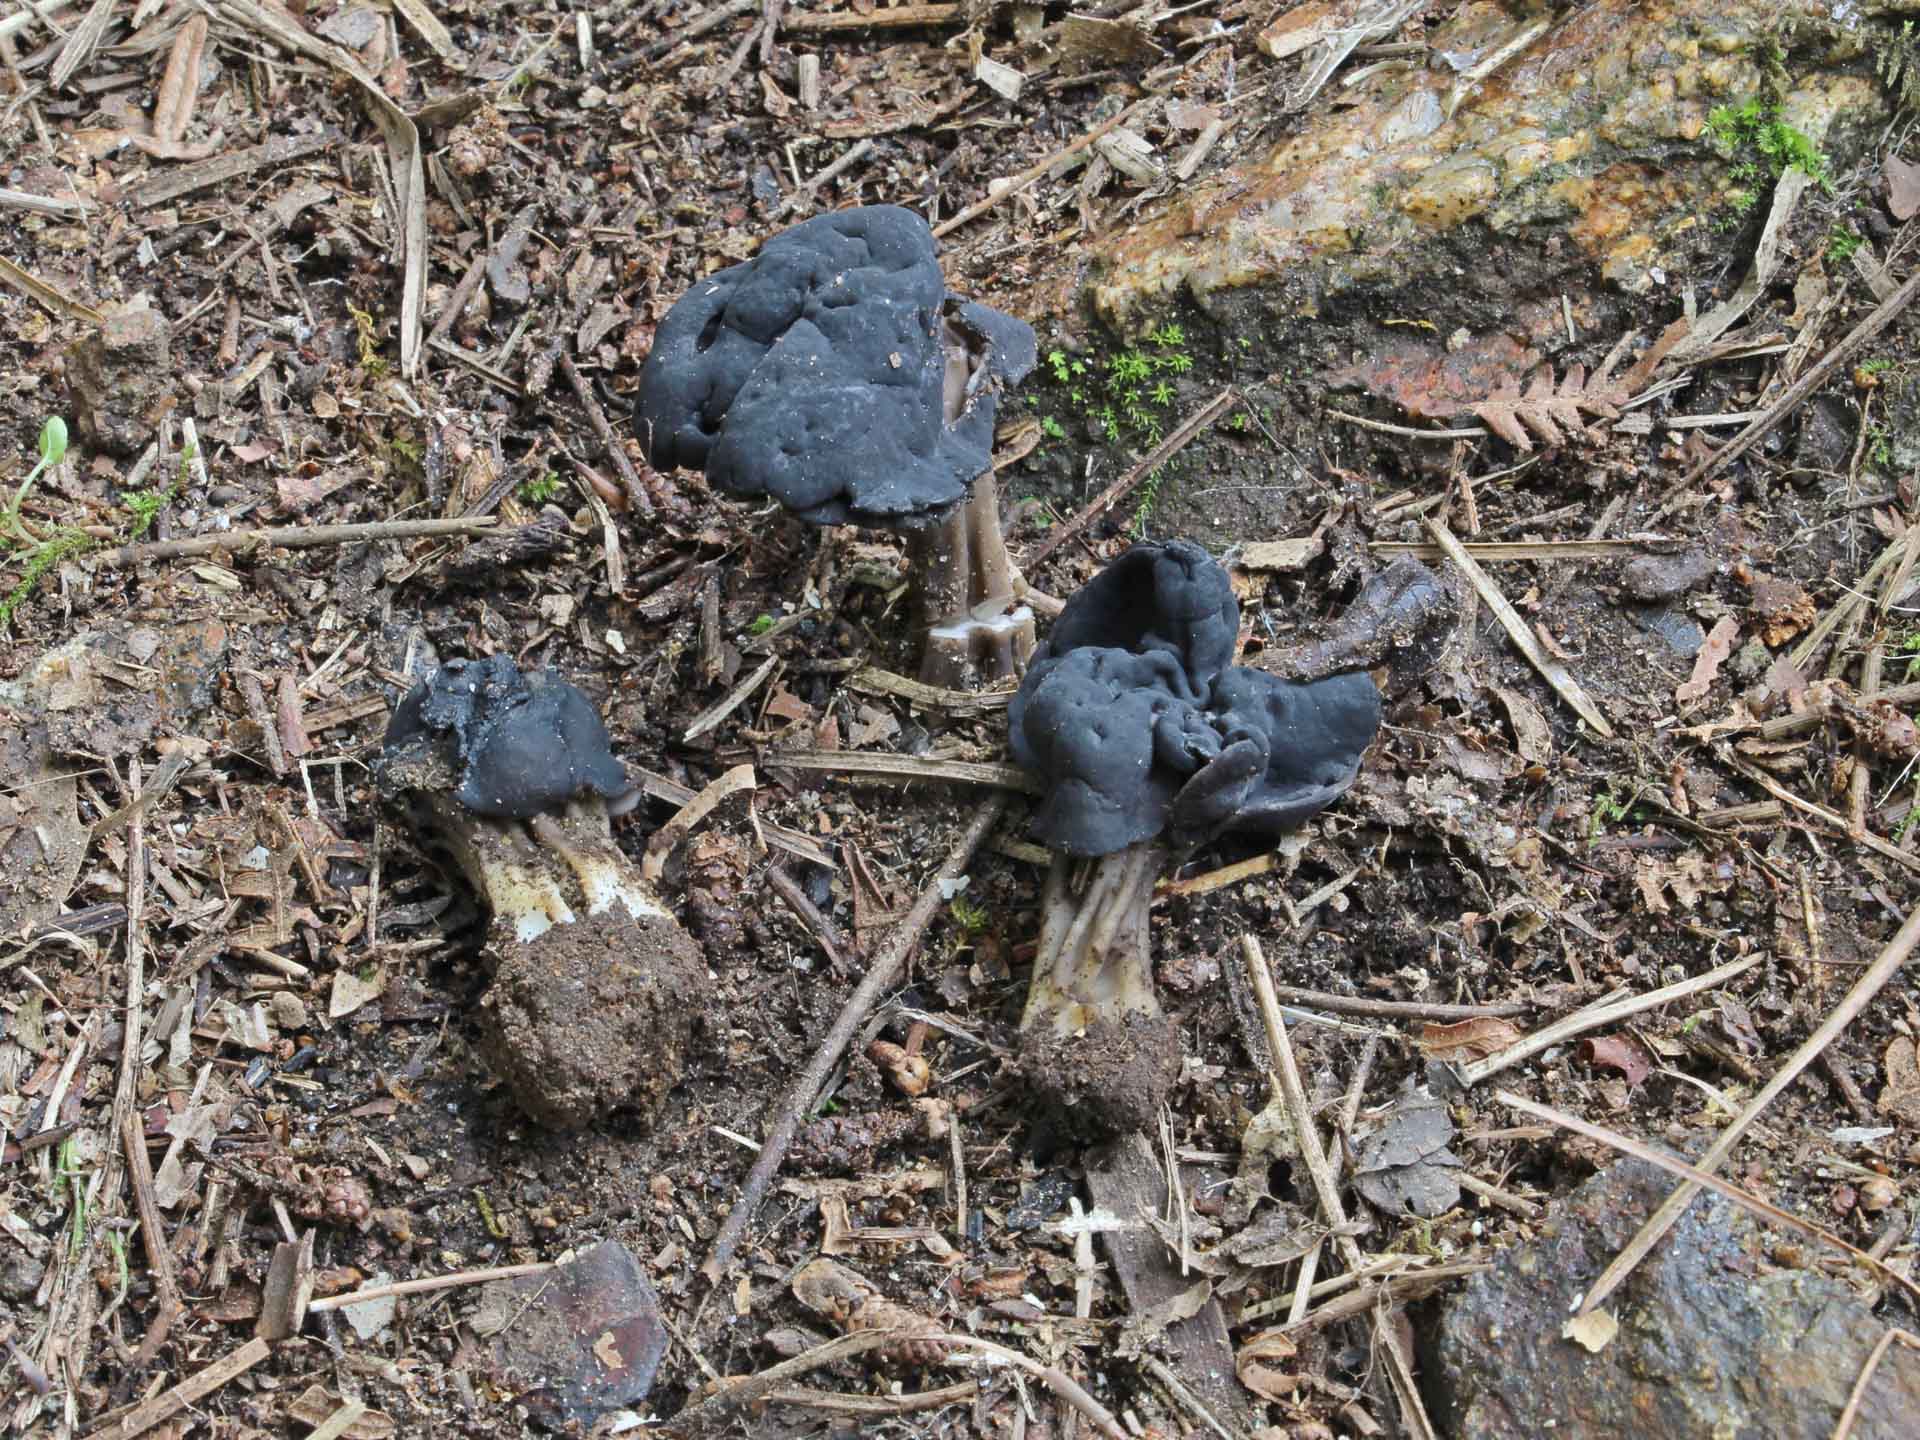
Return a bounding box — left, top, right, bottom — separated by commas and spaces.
1886, 154, 1920, 221
1578, 1033, 1652, 1087
1676, 615, 1740, 704
1236, 1328, 1301, 1403
1418, 1016, 1523, 1062
1879, 1036, 1920, 1126
286, 1386, 395, 1439
1563, 1309, 1618, 1352
762, 685, 813, 724
1058, 15, 1164, 64
1493, 685, 1553, 765
1633, 851, 1733, 913
1746, 572, 1814, 647
1351, 1095, 1463, 1218
1238, 536, 1324, 571
1471, 358, 1629, 451
330, 966, 385, 1020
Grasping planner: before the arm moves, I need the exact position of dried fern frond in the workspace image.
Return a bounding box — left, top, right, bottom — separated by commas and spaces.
1470, 364, 1623, 450
1468, 320, 1689, 451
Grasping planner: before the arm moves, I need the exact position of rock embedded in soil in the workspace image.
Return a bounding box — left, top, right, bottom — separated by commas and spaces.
1078, 0, 1881, 328
477, 1240, 668, 1430
1621, 549, 1716, 602
1427, 1157, 1920, 1440
65, 301, 174, 457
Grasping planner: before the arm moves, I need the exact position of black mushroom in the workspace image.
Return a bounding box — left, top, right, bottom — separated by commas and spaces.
636, 204, 1039, 688
378, 655, 708, 1129
1007, 541, 1396, 1138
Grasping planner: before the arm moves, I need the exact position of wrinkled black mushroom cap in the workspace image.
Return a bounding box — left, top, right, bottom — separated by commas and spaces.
382, 655, 630, 820
1009, 542, 1381, 857
634, 204, 1036, 527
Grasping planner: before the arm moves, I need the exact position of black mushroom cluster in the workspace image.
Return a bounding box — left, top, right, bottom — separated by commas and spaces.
1007, 541, 1397, 1137
378, 655, 708, 1129
636, 204, 1040, 687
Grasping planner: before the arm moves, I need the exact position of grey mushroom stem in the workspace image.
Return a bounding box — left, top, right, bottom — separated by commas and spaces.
909, 474, 1036, 689
1024, 844, 1165, 1037
910, 315, 1037, 688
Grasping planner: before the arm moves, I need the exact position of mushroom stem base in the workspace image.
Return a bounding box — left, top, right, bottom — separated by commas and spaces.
908, 472, 1035, 689
1018, 845, 1179, 1138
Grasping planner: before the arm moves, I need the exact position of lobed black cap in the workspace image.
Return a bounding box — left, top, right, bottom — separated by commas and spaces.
1009, 541, 1381, 857
635, 205, 1035, 527
382, 655, 630, 820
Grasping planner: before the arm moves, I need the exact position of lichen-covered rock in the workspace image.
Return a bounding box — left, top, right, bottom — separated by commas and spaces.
66, 303, 173, 456
1427, 1157, 1920, 1440
1079, 0, 1881, 326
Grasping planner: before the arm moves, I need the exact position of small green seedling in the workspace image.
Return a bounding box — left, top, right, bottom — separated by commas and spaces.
519, 471, 562, 504
6, 416, 68, 540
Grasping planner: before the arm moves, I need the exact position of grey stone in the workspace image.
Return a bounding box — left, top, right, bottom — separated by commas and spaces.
66, 303, 173, 457
1428, 1158, 1920, 1440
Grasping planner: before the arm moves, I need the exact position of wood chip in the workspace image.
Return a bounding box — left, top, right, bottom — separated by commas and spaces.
125, 128, 343, 208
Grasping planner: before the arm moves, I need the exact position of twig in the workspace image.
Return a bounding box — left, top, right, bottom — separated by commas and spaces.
699, 797, 1006, 1287
932, 98, 1154, 239
1719, 749, 1920, 876
1266, 985, 1528, 1023
1425, 517, 1614, 737
1271, 1262, 1488, 1337
307, 1260, 553, 1313
1138, 1354, 1236, 1440
629, 765, 833, 868
0, 186, 84, 216
425, 251, 487, 351
1664, 263, 1920, 504
760, 1381, 979, 1415
1242, 935, 1364, 1272
1500, 1090, 1920, 1309
1327, 408, 1486, 441
683, 657, 777, 743
1833, 1329, 1920, 1440
1372, 537, 1679, 562
780, 138, 874, 215
642, 0, 755, 58
1457, 952, 1760, 1086
558, 352, 661, 515
781, 2, 960, 31
766, 748, 1042, 794
848, 665, 1015, 714
767, 866, 849, 974
82, 1335, 273, 1440
1455, 1170, 1542, 1219
1374, 1297, 1441, 1440
1578, 903, 1920, 1318
92, 516, 497, 567
1025, 387, 1239, 568
642, 763, 756, 882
